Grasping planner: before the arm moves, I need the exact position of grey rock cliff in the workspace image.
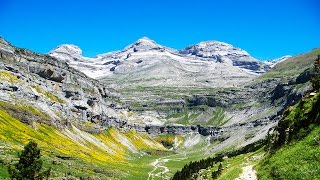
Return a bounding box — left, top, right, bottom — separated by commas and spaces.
0, 37, 122, 131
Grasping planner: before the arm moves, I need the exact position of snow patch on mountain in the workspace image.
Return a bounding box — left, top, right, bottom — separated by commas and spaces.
180, 41, 270, 74
264, 55, 292, 68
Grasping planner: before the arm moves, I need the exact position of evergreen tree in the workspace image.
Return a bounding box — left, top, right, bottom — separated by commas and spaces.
8, 141, 50, 180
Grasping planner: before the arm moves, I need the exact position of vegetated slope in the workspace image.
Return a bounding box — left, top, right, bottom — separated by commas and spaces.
171, 139, 266, 180
256, 61, 320, 179
256, 48, 320, 81
0, 102, 166, 179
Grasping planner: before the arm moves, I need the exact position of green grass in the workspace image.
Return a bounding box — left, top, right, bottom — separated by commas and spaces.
0, 105, 168, 179
206, 107, 226, 126
283, 90, 319, 129
217, 149, 264, 180
166, 110, 200, 125
218, 148, 262, 180
0, 146, 120, 179
256, 88, 320, 179
166, 111, 186, 119
82, 87, 96, 94
257, 127, 320, 179
185, 147, 265, 180
0, 70, 20, 84
0, 165, 9, 178
218, 166, 242, 180
165, 106, 227, 126
0, 101, 50, 122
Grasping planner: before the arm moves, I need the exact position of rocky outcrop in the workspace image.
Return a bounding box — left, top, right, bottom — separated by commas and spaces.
186, 88, 251, 108
0, 38, 119, 131
271, 76, 312, 110
140, 116, 277, 143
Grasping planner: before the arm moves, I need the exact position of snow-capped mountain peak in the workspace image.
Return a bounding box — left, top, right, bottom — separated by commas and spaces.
49, 37, 285, 80
180, 40, 250, 59
49, 44, 84, 62
124, 36, 163, 52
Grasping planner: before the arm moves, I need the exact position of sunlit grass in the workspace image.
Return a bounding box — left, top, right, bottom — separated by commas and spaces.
0, 107, 166, 179
256, 127, 320, 180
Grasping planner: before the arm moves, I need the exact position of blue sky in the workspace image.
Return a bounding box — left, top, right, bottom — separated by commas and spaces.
0, 0, 319, 60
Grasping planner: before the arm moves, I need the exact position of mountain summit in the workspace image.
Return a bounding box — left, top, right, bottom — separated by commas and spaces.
49, 44, 85, 62
180, 40, 250, 60
124, 37, 163, 52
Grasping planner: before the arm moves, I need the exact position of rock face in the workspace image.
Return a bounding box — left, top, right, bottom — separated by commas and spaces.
0, 37, 122, 131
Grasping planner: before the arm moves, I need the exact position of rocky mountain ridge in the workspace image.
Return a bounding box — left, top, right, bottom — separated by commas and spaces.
49, 37, 276, 81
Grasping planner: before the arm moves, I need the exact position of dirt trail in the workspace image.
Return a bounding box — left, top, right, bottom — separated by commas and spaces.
235, 165, 258, 180
147, 157, 170, 180
147, 156, 187, 180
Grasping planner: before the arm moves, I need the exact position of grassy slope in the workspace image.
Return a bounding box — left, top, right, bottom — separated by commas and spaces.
0, 104, 166, 179
256, 90, 320, 179
165, 106, 227, 126
256, 48, 319, 81
0, 101, 219, 179
201, 148, 265, 180
257, 127, 320, 179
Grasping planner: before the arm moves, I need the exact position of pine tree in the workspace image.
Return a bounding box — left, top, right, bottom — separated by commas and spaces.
8, 141, 50, 180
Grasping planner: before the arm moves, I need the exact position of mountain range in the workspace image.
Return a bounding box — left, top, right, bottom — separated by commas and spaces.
49, 37, 288, 83
0, 36, 317, 179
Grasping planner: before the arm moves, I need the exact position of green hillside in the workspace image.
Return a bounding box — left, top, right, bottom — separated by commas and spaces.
0, 101, 167, 179
257, 48, 320, 81
256, 89, 320, 179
